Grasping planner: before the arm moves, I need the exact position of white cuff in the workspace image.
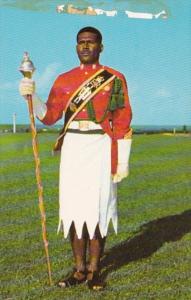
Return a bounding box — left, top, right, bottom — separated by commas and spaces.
112, 139, 132, 183
118, 139, 132, 164
32, 94, 47, 120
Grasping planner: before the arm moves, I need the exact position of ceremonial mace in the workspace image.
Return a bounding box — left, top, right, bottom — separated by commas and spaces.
19, 52, 53, 286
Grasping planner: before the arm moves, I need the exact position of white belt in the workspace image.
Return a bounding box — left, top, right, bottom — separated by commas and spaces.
68, 120, 102, 131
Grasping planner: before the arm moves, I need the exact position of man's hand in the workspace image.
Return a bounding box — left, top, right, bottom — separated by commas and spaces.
19, 77, 35, 97
112, 163, 129, 183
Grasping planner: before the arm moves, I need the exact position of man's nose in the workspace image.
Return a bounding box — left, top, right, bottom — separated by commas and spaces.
83, 41, 89, 48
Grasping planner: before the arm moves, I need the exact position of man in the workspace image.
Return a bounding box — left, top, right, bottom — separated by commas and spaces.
19, 26, 132, 290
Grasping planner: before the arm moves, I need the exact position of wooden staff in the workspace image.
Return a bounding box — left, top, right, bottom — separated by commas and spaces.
19, 52, 53, 286
27, 95, 53, 286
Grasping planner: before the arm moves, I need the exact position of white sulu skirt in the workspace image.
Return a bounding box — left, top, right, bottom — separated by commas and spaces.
57, 131, 118, 239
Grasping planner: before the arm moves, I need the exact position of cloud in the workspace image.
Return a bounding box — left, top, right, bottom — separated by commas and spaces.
0, 0, 170, 16
128, 81, 139, 96
155, 88, 172, 98
0, 80, 19, 90
34, 62, 62, 91
0, 62, 61, 93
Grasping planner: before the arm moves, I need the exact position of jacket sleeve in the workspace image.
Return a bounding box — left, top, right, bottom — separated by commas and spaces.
41, 75, 65, 125
112, 74, 132, 139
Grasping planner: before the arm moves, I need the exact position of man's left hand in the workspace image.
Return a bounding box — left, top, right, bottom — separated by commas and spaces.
112, 163, 129, 183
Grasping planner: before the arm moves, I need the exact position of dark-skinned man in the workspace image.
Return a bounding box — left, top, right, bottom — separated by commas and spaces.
19, 26, 132, 290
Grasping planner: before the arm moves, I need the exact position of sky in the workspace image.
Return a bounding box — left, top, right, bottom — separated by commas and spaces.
0, 0, 190, 126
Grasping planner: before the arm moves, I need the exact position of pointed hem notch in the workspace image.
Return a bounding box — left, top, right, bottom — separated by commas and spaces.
57, 217, 118, 240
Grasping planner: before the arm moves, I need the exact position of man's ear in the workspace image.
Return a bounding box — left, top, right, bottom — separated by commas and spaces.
100, 44, 104, 52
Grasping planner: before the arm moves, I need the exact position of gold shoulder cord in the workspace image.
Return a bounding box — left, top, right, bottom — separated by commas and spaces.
124, 128, 133, 139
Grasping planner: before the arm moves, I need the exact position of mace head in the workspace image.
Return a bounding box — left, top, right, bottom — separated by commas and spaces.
19, 52, 35, 78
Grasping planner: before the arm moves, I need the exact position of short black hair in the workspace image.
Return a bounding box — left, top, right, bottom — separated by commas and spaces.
77, 27, 102, 43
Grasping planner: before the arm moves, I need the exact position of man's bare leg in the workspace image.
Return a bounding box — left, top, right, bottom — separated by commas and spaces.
70, 222, 87, 274
87, 225, 106, 290
57, 222, 87, 287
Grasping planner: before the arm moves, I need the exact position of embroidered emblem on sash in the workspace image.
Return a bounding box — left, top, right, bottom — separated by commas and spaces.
72, 75, 105, 105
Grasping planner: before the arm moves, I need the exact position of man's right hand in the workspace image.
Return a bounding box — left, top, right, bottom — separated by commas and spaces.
19, 77, 35, 97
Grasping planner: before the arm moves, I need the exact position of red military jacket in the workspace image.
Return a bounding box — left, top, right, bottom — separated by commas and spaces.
41, 63, 132, 174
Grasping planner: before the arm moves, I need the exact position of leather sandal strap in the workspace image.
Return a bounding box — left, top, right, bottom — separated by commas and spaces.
57, 269, 87, 288
87, 271, 105, 291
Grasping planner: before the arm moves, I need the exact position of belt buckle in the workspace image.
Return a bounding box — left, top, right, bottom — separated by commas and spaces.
79, 120, 89, 131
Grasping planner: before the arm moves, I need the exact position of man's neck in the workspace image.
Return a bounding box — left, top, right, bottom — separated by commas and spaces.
80, 62, 101, 70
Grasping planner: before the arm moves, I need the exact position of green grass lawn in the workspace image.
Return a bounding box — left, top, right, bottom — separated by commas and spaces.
0, 133, 191, 299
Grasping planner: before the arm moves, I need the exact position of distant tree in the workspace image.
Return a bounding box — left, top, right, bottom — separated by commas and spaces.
183, 125, 187, 133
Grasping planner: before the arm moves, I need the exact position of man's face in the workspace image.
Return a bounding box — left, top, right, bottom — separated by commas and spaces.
76, 32, 103, 64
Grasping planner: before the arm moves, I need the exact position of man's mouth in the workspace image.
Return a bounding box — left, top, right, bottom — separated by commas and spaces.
81, 51, 90, 56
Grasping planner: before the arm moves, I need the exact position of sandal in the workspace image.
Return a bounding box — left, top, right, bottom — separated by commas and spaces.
87, 270, 105, 291
57, 269, 87, 288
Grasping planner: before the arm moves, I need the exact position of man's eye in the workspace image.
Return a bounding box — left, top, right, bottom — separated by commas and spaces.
78, 41, 95, 45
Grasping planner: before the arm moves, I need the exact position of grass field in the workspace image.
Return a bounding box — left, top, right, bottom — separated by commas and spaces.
0, 133, 191, 300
